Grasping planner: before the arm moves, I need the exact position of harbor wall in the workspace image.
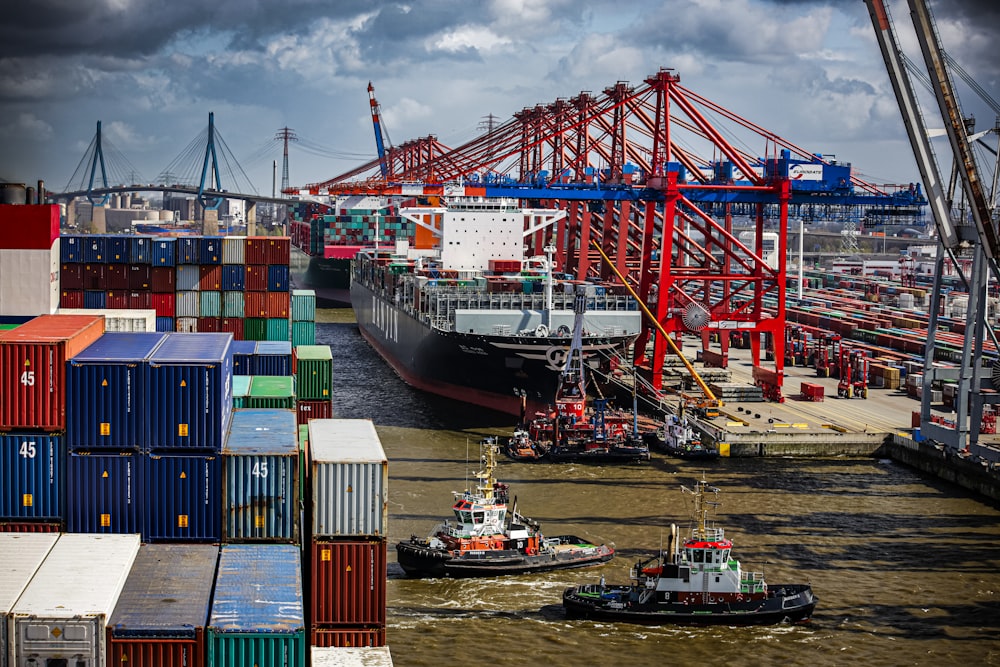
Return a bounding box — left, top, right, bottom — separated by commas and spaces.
883, 434, 1000, 503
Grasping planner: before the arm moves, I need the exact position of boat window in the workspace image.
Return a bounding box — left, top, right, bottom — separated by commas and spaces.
693, 549, 704, 563
473, 510, 485, 524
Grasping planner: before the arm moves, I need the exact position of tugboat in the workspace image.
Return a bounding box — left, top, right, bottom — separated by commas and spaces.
562, 477, 817, 625
646, 412, 719, 460
395, 438, 614, 578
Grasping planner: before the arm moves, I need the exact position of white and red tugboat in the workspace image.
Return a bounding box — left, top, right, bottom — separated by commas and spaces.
562, 477, 817, 625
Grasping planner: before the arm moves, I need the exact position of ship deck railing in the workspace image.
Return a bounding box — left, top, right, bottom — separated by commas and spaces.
413, 288, 637, 329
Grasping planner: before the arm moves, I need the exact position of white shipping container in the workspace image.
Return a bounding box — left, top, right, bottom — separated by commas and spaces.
222, 235, 246, 265
57, 308, 157, 332
312, 646, 394, 666
9, 533, 140, 667
0, 534, 60, 667
0, 245, 59, 317
310, 419, 388, 538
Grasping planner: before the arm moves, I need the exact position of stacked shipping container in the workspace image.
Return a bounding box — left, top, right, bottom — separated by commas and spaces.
295, 345, 334, 426
308, 419, 388, 648
0, 533, 59, 666
292, 289, 317, 347
59, 234, 292, 341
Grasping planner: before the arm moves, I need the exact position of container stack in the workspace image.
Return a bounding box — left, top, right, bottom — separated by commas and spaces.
59, 234, 292, 341
107, 543, 220, 667
292, 289, 317, 346
0, 533, 59, 662
0, 203, 60, 317
295, 345, 335, 425
0, 314, 105, 532
207, 544, 306, 666
308, 419, 388, 648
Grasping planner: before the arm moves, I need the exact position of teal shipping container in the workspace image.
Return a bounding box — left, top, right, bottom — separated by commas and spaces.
291, 321, 315, 347
222, 409, 299, 543
207, 544, 305, 667
200, 290, 222, 317
290, 290, 315, 322
222, 291, 244, 318
265, 318, 289, 342
232, 375, 251, 408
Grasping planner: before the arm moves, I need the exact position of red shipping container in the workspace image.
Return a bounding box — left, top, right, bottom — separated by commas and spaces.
245, 237, 268, 265
107, 636, 204, 667
310, 627, 385, 648
61, 263, 84, 290
152, 293, 175, 318
0, 314, 105, 429
220, 318, 244, 340
265, 291, 290, 318
151, 266, 176, 293
0, 204, 59, 249
244, 291, 268, 318
245, 265, 268, 291
106, 290, 129, 309
199, 264, 222, 291
128, 291, 152, 310
83, 263, 105, 289
311, 540, 387, 626
60, 290, 84, 309
128, 264, 152, 290
0, 521, 62, 532
105, 264, 129, 289
297, 399, 333, 426
197, 317, 221, 332
265, 237, 291, 265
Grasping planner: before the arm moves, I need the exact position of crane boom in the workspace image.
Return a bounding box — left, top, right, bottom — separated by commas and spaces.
368, 81, 389, 180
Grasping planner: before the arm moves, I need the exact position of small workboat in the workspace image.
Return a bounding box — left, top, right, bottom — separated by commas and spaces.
562, 477, 817, 625
395, 438, 614, 578
646, 413, 719, 460
503, 428, 548, 461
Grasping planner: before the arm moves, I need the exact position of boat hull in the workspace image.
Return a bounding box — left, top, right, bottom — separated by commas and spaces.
562, 583, 817, 626
396, 536, 614, 578
290, 251, 352, 308
352, 279, 636, 416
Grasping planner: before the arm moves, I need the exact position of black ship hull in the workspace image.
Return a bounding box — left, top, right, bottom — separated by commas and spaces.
547, 443, 650, 464
352, 279, 636, 417
562, 583, 816, 626
396, 536, 614, 578
290, 248, 352, 308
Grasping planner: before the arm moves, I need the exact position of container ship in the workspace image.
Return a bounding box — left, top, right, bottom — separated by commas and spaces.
351, 198, 642, 417
289, 194, 416, 308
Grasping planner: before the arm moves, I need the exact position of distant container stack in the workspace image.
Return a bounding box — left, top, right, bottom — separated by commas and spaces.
308, 419, 388, 648
59, 234, 292, 341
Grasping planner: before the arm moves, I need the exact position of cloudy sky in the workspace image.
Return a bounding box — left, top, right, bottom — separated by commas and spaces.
1, 0, 997, 196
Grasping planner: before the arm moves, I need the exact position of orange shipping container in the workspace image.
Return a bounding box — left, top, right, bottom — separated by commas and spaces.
244, 291, 268, 318
0, 314, 105, 429
265, 291, 290, 319
199, 265, 222, 291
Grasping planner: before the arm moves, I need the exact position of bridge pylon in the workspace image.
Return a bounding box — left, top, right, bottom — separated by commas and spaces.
86, 121, 110, 207
198, 112, 223, 212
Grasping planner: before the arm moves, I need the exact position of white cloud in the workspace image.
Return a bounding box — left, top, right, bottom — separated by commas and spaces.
0, 113, 54, 141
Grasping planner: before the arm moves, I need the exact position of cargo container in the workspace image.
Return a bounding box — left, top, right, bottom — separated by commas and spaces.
55, 308, 156, 333
291, 290, 316, 322
176, 264, 201, 292
148, 333, 233, 451
8, 533, 140, 667
311, 540, 386, 626
221, 236, 245, 265
222, 291, 244, 318
265, 237, 291, 266
296, 399, 333, 426
295, 346, 333, 400
82, 235, 107, 263
223, 409, 299, 543
245, 265, 267, 291
268, 264, 290, 291
220, 318, 244, 340
231, 340, 256, 375
255, 340, 293, 376
144, 453, 221, 542
310, 646, 393, 666
309, 628, 386, 649
127, 264, 152, 290
107, 544, 219, 667
221, 266, 244, 292
0, 314, 105, 430
247, 376, 296, 409
61, 235, 82, 262
0, 533, 60, 667
200, 237, 223, 264
207, 544, 306, 667
66, 332, 167, 451
0, 433, 63, 520
266, 318, 289, 342
151, 266, 176, 292
156, 316, 175, 333
176, 238, 200, 265
106, 235, 129, 263
130, 236, 154, 264
151, 238, 177, 266
291, 321, 316, 347
231, 375, 251, 408
309, 420, 388, 538
201, 290, 222, 317
66, 451, 142, 534
176, 317, 198, 333
245, 238, 268, 265
0, 521, 61, 532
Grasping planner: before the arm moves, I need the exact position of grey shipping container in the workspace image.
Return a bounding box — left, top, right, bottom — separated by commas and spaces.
9, 533, 140, 667
309, 419, 388, 538
0, 533, 59, 667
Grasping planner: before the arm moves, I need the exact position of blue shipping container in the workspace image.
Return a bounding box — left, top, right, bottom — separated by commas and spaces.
223, 409, 299, 542
156, 316, 175, 332
66, 332, 167, 451
107, 235, 129, 263
130, 236, 154, 264
220, 265, 244, 292
176, 237, 200, 264
208, 545, 305, 665
61, 235, 83, 262
200, 237, 223, 264
231, 340, 256, 376
267, 264, 289, 291
83, 235, 107, 263
84, 290, 107, 309
66, 450, 142, 534
152, 238, 177, 266
149, 333, 234, 451
144, 452, 221, 542
0, 433, 63, 520
253, 341, 292, 376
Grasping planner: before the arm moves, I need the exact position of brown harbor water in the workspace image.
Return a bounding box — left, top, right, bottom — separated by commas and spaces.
317, 312, 1000, 666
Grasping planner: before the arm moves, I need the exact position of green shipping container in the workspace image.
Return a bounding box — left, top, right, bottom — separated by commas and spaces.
290, 289, 316, 322
290, 321, 315, 347
223, 291, 245, 318
200, 290, 222, 317
298, 424, 308, 500
294, 345, 333, 400
244, 318, 267, 341
265, 318, 289, 341
247, 376, 295, 409
232, 375, 251, 408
